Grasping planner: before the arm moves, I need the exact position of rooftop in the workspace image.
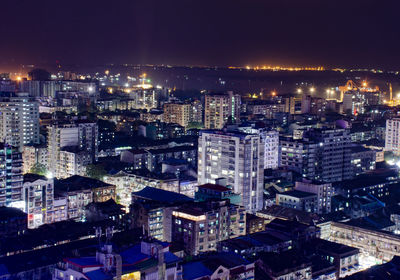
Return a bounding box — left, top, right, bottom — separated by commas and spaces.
257, 250, 312, 275
182, 252, 251, 280
278, 190, 316, 199
23, 173, 48, 183
55, 175, 113, 193
311, 238, 359, 256
197, 183, 231, 192
132, 186, 193, 204
0, 207, 27, 220
258, 205, 321, 225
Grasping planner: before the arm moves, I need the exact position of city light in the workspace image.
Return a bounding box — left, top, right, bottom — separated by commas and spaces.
310, 87, 315, 93
46, 171, 54, 179
297, 88, 302, 94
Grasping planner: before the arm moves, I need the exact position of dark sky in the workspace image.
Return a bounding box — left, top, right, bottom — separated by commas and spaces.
1, 0, 400, 69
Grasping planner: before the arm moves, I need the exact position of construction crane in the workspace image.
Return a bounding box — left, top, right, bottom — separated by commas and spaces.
338, 80, 379, 102
338, 80, 358, 102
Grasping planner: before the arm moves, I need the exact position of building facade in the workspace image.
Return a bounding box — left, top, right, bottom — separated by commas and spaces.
163, 102, 191, 127
198, 130, 264, 212
172, 200, 246, 255
0, 93, 39, 151
204, 92, 241, 129
47, 121, 98, 178
280, 128, 352, 183
22, 144, 48, 174
385, 118, 400, 155
23, 174, 54, 229
295, 180, 332, 214
0, 144, 23, 207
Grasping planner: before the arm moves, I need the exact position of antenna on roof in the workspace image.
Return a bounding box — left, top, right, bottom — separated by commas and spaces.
105, 226, 114, 244
95, 226, 102, 246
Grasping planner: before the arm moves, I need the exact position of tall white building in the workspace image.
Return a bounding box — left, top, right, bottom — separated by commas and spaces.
0, 93, 39, 151
0, 143, 23, 207
385, 118, 400, 155
47, 121, 98, 178
239, 126, 279, 169
198, 130, 264, 212
204, 92, 241, 129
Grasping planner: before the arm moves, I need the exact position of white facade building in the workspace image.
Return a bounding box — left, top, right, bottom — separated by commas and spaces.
295, 180, 332, 214
23, 174, 54, 229
0, 93, 39, 151
198, 130, 264, 212
47, 121, 98, 178
204, 92, 241, 129
239, 127, 279, 169
22, 145, 48, 174
385, 118, 400, 155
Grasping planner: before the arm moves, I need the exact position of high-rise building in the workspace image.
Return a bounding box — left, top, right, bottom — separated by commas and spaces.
385, 118, 400, 155
47, 121, 98, 178
22, 174, 54, 229
239, 126, 279, 169
0, 143, 23, 207
0, 93, 39, 151
163, 103, 191, 127
198, 130, 264, 211
190, 99, 203, 123
280, 128, 352, 183
204, 92, 241, 129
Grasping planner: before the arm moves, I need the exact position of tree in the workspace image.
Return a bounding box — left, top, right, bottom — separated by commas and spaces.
29, 163, 48, 176
85, 164, 107, 180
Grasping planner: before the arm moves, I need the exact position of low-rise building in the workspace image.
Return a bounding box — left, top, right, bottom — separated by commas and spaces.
54, 239, 181, 280
245, 213, 267, 234
295, 179, 332, 214
58, 147, 93, 178
55, 175, 116, 220
182, 252, 255, 280
256, 250, 312, 280
310, 238, 360, 278
53, 196, 68, 222
23, 174, 54, 229
219, 229, 292, 257
0, 206, 27, 237
22, 144, 48, 174
276, 190, 318, 213
130, 187, 193, 242
172, 200, 246, 255
350, 145, 376, 176
195, 183, 241, 205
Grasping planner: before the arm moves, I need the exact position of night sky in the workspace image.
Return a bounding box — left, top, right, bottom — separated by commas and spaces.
1, 0, 400, 69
